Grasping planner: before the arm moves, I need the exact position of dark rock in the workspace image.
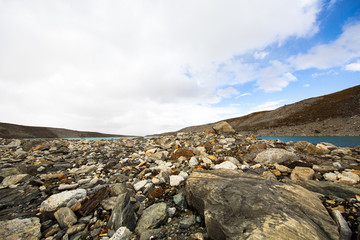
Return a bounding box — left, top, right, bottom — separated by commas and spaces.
296, 180, 360, 199
186, 170, 339, 240
135, 203, 168, 235
108, 192, 137, 231
78, 187, 110, 216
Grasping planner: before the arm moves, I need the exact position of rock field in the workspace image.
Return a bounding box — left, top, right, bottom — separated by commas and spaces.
0, 129, 360, 239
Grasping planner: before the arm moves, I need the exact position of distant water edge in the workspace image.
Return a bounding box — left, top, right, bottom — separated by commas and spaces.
258, 136, 360, 148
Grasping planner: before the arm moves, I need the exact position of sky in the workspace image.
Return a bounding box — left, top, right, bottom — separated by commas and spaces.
0, 0, 360, 136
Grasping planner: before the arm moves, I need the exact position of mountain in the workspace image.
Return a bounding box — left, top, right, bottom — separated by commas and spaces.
0, 122, 130, 139
175, 84, 360, 136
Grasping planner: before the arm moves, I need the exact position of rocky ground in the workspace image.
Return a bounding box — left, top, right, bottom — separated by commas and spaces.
0, 125, 360, 239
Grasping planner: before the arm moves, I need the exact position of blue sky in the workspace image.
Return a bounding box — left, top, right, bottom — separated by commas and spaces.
0, 0, 359, 135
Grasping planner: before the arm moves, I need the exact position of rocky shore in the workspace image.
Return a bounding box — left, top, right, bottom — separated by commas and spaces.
0, 126, 360, 239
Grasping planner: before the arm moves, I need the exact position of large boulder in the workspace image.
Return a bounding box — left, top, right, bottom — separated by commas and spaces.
212, 121, 235, 134
185, 170, 339, 240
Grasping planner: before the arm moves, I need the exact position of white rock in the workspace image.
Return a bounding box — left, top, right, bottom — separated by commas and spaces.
338, 171, 360, 184
189, 157, 199, 166
224, 157, 240, 165
58, 184, 79, 190
202, 157, 212, 164
179, 171, 189, 180
254, 148, 298, 164
167, 207, 176, 217
151, 178, 161, 185
323, 172, 337, 182
213, 161, 237, 170
333, 162, 342, 168
109, 226, 132, 240
40, 189, 87, 212
133, 180, 147, 191
240, 164, 250, 170
170, 175, 185, 187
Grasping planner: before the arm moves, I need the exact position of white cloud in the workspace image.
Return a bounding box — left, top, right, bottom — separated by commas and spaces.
311, 69, 338, 77
254, 51, 269, 60
0, 0, 321, 135
253, 100, 285, 111
303, 84, 311, 87
345, 60, 360, 72
290, 22, 360, 70
217, 87, 239, 98
256, 61, 297, 92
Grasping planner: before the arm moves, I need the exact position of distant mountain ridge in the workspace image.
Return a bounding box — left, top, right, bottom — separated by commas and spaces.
0, 122, 130, 139
175, 84, 360, 136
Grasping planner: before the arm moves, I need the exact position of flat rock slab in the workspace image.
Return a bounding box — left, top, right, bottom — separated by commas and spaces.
186, 170, 339, 240
0, 217, 41, 240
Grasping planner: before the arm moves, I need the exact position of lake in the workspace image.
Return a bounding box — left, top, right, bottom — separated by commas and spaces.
258, 136, 360, 147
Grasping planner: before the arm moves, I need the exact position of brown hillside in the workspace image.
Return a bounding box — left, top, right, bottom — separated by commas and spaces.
173, 84, 360, 136
0, 122, 130, 139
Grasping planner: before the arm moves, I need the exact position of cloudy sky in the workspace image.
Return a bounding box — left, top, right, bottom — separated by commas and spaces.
1, 0, 359, 136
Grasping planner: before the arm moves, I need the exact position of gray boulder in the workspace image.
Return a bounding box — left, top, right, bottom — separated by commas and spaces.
135, 202, 168, 234
108, 192, 137, 231
295, 180, 360, 199
254, 148, 298, 164
186, 170, 339, 240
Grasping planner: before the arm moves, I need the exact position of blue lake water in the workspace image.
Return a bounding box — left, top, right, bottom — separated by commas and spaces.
258, 136, 360, 148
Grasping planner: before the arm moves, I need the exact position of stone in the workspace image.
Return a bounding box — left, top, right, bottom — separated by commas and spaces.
170, 175, 185, 186
313, 165, 336, 173
331, 210, 352, 240
224, 156, 240, 165
54, 207, 78, 229
40, 189, 87, 212
108, 192, 137, 231
167, 207, 176, 217
254, 148, 298, 164
101, 196, 119, 211
294, 141, 310, 151
332, 148, 352, 156
290, 166, 315, 182
179, 215, 196, 229
66, 223, 86, 235
0, 217, 41, 240
337, 171, 359, 185
171, 148, 194, 160
109, 226, 132, 240
173, 191, 187, 208
58, 183, 79, 190
133, 180, 147, 191
213, 161, 237, 170
186, 170, 339, 240
1, 174, 29, 187
274, 163, 291, 173
179, 171, 189, 180
0, 167, 20, 177
79, 187, 110, 216
323, 172, 338, 182
212, 121, 235, 134
189, 157, 199, 166
135, 202, 168, 234
296, 180, 360, 199
305, 143, 329, 155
